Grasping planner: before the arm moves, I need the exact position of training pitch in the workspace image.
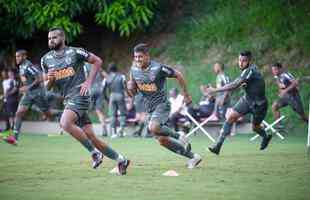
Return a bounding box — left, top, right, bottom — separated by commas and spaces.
0, 134, 309, 200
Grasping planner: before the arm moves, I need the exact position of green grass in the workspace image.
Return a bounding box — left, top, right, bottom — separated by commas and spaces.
1, 133, 310, 200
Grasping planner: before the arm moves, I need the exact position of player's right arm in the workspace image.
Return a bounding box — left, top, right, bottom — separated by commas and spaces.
126, 71, 138, 97
40, 58, 55, 90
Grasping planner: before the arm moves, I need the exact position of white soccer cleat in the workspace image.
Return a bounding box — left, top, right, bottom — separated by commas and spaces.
111, 134, 119, 139
92, 151, 103, 169
187, 153, 202, 169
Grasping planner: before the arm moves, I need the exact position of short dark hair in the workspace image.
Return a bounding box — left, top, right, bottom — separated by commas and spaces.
16, 49, 27, 56
49, 27, 65, 36
108, 62, 117, 72
134, 43, 149, 54
239, 50, 252, 59
272, 62, 282, 68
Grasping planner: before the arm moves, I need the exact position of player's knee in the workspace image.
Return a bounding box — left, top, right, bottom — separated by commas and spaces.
60, 119, 71, 131
157, 136, 169, 146
226, 112, 237, 123
148, 121, 160, 135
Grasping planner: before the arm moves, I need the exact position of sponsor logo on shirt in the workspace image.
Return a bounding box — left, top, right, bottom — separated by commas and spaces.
137, 83, 158, 92
54, 67, 75, 80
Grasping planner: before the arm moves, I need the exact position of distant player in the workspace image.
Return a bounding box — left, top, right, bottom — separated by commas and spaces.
83, 62, 108, 136
128, 43, 202, 169
13, 49, 53, 143
271, 62, 308, 123
206, 51, 272, 155
207, 62, 230, 121
41, 27, 130, 174
106, 63, 127, 138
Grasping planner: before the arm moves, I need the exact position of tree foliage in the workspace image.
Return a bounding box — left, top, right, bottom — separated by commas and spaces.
0, 0, 159, 46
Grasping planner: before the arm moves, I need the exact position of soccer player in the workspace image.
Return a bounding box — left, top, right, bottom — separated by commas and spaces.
206, 51, 272, 155
207, 62, 230, 121
83, 62, 108, 136
14, 49, 53, 142
106, 63, 127, 138
271, 62, 308, 123
127, 43, 202, 169
41, 27, 130, 174
4, 70, 19, 130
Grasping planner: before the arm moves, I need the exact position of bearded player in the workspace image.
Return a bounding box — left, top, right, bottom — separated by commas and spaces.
206, 51, 272, 155
127, 43, 202, 169
41, 27, 130, 175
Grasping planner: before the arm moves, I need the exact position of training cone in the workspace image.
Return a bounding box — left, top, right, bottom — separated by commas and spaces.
162, 170, 179, 177
109, 167, 119, 174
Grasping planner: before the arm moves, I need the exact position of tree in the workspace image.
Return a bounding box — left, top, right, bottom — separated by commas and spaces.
0, 0, 159, 52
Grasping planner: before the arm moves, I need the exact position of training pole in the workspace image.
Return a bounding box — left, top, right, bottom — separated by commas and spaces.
307, 102, 310, 157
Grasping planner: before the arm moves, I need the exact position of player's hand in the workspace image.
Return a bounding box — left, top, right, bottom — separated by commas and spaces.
126, 80, 137, 97
183, 92, 192, 105
80, 80, 91, 96
47, 69, 56, 81
205, 86, 216, 96
19, 86, 28, 93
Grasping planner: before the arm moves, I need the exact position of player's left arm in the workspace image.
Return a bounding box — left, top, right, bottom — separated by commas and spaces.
81, 52, 103, 96
162, 65, 192, 105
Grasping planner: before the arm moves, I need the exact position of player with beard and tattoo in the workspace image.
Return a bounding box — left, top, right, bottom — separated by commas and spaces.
12, 50, 53, 144
127, 43, 202, 169
206, 51, 272, 155
41, 27, 130, 175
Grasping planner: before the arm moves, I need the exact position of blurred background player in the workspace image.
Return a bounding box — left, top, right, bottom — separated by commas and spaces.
128, 43, 202, 169
3, 70, 19, 131
13, 49, 53, 143
106, 63, 127, 138
83, 62, 108, 136
271, 62, 308, 124
207, 62, 230, 121
206, 51, 272, 155
41, 27, 129, 174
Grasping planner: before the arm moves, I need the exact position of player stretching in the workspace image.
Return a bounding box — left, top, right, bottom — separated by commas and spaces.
41, 27, 130, 175
206, 51, 272, 155
13, 50, 53, 143
271, 62, 308, 124
127, 43, 202, 169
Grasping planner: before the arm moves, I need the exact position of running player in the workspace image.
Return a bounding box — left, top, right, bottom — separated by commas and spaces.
271, 62, 308, 123
127, 43, 202, 169
206, 51, 272, 155
84, 62, 108, 136
41, 27, 129, 175
13, 49, 53, 143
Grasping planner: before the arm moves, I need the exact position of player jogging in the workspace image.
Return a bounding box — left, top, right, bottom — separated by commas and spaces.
127, 43, 202, 169
41, 27, 130, 175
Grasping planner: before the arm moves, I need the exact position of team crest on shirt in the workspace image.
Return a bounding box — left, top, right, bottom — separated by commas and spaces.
65, 57, 72, 65
149, 72, 157, 81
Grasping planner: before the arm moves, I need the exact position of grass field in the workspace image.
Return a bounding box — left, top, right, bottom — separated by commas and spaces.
0, 133, 309, 200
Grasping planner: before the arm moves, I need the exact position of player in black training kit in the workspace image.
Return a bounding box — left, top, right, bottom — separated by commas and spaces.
206, 51, 272, 155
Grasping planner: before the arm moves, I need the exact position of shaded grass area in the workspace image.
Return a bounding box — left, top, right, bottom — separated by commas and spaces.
0, 134, 309, 200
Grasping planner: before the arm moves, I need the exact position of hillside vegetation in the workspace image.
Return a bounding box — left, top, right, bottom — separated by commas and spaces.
156, 0, 310, 128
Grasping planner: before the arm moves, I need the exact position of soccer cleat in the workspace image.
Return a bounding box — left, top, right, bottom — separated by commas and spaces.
260, 134, 272, 150
187, 153, 202, 169
111, 134, 119, 139
208, 143, 222, 155
92, 151, 103, 169
117, 159, 130, 175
